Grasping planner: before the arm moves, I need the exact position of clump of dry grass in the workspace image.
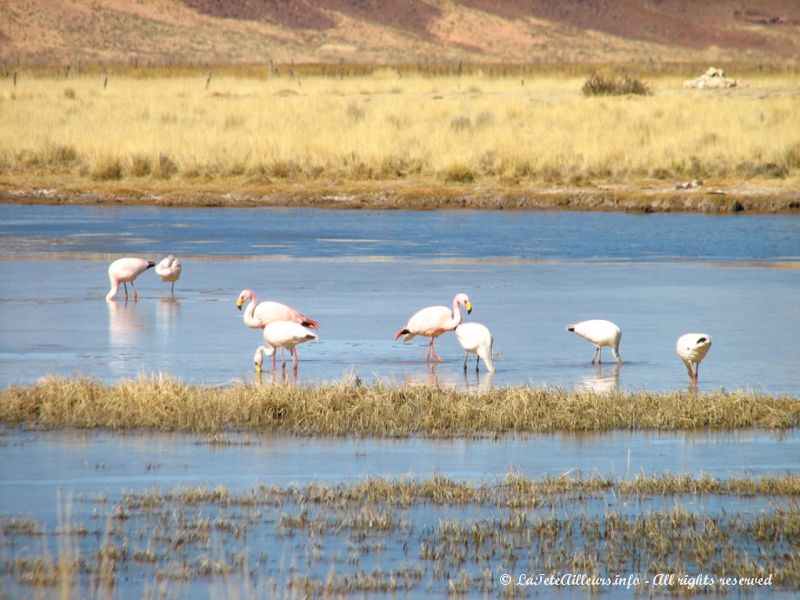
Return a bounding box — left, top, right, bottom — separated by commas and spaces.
1, 376, 797, 436
582, 72, 651, 96
91, 156, 123, 180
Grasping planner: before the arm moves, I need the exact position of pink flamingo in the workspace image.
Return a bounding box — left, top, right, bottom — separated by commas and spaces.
253, 321, 319, 371
106, 257, 155, 301
236, 289, 320, 330
394, 293, 472, 362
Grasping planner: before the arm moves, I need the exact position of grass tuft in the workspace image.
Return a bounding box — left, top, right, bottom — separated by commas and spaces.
582, 73, 651, 96
91, 156, 123, 180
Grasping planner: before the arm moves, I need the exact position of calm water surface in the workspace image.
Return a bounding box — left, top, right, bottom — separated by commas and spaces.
0, 205, 798, 392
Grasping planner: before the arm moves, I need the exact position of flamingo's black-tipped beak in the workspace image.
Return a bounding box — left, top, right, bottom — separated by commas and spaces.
236, 297, 244, 310
147, 261, 155, 268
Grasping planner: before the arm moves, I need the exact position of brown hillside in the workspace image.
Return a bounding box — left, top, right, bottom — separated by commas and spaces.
0, 0, 798, 65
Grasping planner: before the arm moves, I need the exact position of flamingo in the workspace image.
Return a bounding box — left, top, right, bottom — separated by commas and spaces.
676, 333, 712, 385
394, 293, 472, 362
455, 322, 495, 372
566, 319, 622, 364
236, 289, 320, 330
253, 321, 319, 372
155, 255, 182, 294
106, 257, 155, 301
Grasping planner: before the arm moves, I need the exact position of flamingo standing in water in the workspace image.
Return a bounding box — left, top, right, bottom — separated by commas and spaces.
253, 321, 319, 371
676, 333, 712, 385
155, 255, 182, 294
566, 319, 622, 364
236, 289, 320, 330
394, 293, 472, 362
106, 257, 155, 301
455, 322, 495, 372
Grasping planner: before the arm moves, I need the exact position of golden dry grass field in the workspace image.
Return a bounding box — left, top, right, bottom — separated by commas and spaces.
1, 68, 799, 209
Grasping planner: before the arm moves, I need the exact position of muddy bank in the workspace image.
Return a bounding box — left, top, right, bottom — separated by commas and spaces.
2, 182, 798, 213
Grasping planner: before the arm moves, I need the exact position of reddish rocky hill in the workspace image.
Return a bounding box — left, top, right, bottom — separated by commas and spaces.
1, 0, 798, 65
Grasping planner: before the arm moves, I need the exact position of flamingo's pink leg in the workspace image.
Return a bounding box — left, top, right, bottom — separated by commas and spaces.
429, 337, 441, 362
292, 347, 299, 365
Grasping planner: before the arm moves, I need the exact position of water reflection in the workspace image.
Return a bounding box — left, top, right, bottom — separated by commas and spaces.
401, 364, 444, 387
256, 363, 298, 385
577, 363, 621, 393
464, 369, 494, 394
156, 296, 180, 345
107, 300, 146, 348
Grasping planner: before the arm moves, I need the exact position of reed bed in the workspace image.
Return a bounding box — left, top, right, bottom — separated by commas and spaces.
1, 376, 798, 436
1, 70, 798, 199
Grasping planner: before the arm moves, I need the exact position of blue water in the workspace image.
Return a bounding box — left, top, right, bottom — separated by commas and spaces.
0, 205, 798, 393
1, 205, 798, 261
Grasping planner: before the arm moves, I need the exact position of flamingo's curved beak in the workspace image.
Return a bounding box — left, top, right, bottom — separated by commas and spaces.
255, 363, 261, 375
465, 301, 472, 314
236, 297, 244, 310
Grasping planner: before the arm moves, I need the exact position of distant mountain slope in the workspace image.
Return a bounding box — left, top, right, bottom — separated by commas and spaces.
1, 0, 798, 65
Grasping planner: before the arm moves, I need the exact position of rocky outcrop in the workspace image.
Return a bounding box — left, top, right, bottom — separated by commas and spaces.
683, 67, 742, 89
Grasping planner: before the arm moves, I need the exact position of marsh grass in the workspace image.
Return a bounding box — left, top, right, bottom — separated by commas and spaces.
5, 475, 798, 597
119, 473, 800, 512
1, 376, 798, 436
1, 70, 798, 195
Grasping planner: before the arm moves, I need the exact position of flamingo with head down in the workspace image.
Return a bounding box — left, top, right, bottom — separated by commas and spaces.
676, 333, 712, 385
253, 321, 319, 372
236, 289, 320, 330
394, 293, 472, 362
566, 319, 622, 364
106, 257, 155, 301
455, 322, 495, 372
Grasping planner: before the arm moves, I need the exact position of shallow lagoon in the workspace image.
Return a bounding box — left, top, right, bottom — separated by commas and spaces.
1, 206, 799, 393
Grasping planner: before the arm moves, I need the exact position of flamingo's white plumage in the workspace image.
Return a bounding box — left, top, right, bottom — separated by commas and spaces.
566, 319, 622, 364
676, 333, 712, 384
454, 322, 495, 372
236, 289, 320, 330
253, 321, 319, 371
155, 255, 182, 294
394, 293, 472, 362
106, 257, 155, 301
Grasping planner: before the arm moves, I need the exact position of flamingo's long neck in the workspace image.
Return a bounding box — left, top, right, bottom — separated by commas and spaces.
243, 293, 262, 328
450, 296, 463, 328
106, 277, 119, 301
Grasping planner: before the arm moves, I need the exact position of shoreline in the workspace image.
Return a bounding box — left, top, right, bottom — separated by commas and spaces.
2, 180, 799, 213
